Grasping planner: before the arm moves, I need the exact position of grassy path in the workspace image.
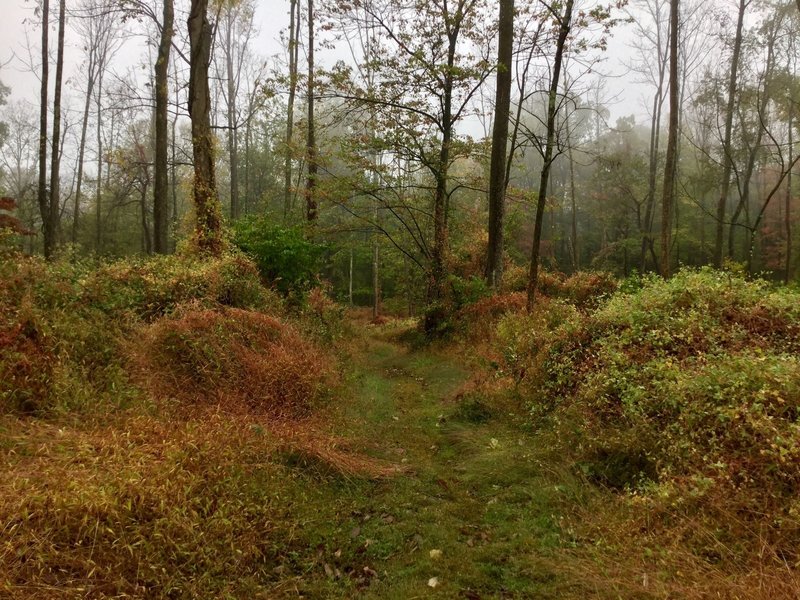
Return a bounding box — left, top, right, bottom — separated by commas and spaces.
292, 323, 583, 599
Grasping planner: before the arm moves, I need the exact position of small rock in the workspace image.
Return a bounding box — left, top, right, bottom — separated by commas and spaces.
428, 576, 439, 588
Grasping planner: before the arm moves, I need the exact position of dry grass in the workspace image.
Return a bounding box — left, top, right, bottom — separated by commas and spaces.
130, 305, 337, 419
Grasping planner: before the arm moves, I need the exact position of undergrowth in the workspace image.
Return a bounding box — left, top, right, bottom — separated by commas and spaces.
460, 268, 800, 586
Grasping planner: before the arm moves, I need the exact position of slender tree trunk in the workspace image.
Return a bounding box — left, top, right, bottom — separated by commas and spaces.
485, 0, 514, 288
348, 247, 353, 305
72, 67, 94, 245
641, 30, 667, 274
372, 236, 380, 319
47, 0, 66, 257
37, 0, 50, 258
425, 31, 456, 331
284, 0, 299, 219
660, 0, 679, 278
568, 135, 578, 271
305, 0, 317, 222
154, 0, 173, 254
715, 0, 746, 268
225, 8, 240, 220
786, 111, 794, 283
527, 0, 573, 310
95, 73, 103, 251
188, 0, 223, 255
729, 19, 777, 262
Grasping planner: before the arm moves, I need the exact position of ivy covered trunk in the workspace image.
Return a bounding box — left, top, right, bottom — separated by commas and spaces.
188, 0, 223, 255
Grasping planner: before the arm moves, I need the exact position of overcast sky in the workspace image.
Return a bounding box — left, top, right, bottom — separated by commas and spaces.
0, 0, 657, 135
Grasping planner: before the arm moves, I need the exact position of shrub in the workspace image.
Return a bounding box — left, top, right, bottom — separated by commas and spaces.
496, 269, 800, 554
232, 217, 325, 296
132, 306, 336, 419
0, 250, 281, 415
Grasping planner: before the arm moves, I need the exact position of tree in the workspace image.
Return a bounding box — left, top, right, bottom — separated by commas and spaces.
154, 0, 174, 253
527, 0, 574, 309
485, 0, 514, 288
714, 0, 747, 267
284, 0, 300, 219
659, 0, 679, 277
305, 0, 318, 223
188, 0, 223, 254
71, 0, 120, 246
37, 0, 50, 257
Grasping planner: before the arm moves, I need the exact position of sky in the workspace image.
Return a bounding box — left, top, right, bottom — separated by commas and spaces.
0, 0, 656, 136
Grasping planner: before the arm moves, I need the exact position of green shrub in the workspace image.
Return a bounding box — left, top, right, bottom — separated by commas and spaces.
232, 217, 325, 296
0, 250, 281, 415
494, 268, 800, 551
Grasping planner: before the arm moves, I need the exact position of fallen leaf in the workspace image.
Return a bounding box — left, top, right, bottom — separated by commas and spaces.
429, 549, 442, 560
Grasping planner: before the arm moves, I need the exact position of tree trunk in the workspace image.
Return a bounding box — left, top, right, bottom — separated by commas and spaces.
786, 110, 794, 283
714, 0, 746, 268
47, 0, 66, 257
526, 0, 573, 310
37, 0, 50, 258
660, 0, 679, 278
424, 23, 457, 331
154, 0, 173, 254
729, 16, 777, 262
284, 0, 299, 220
305, 0, 317, 223
485, 0, 514, 288
72, 64, 94, 245
188, 0, 223, 255
95, 72, 103, 251
225, 7, 240, 221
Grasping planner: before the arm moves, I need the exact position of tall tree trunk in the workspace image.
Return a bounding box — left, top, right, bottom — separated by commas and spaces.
729, 18, 777, 262
37, 0, 50, 258
188, 0, 223, 255
305, 0, 317, 222
95, 72, 103, 251
72, 65, 95, 245
47, 0, 66, 257
225, 7, 240, 220
284, 0, 299, 219
641, 4, 668, 274
660, 0, 679, 278
154, 0, 173, 254
786, 110, 794, 283
568, 129, 578, 271
714, 0, 746, 268
526, 0, 573, 310
485, 0, 514, 288
424, 17, 458, 332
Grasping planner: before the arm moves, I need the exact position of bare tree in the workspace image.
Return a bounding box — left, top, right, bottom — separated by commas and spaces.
527, 0, 574, 309
660, 0, 679, 277
37, 0, 50, 257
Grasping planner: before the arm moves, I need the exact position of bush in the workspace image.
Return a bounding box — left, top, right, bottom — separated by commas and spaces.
493, 269, 800, 554
132, 306, 336, 418
0, 250, 281, 415
232, 217, 325, 296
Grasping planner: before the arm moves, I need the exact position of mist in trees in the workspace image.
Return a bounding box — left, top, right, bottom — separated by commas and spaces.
2, 0, 800, 319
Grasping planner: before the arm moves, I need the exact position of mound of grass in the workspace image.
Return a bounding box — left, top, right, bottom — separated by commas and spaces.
0, 250, 279, 415
495, 269, 800, 564
132, 306, 336, 418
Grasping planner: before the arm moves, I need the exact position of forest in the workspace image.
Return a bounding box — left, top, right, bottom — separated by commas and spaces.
1, 0, 800, 597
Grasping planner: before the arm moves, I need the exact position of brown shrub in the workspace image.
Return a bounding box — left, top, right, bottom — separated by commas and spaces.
131, 306, 336, 419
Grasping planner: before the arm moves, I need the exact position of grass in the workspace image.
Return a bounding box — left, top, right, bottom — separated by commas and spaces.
2, 254, 799, 597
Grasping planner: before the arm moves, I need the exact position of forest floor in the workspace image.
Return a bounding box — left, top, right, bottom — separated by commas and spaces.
291, 319, 601, 599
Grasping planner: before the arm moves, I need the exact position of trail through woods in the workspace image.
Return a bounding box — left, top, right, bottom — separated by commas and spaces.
303, 322, 578, 598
